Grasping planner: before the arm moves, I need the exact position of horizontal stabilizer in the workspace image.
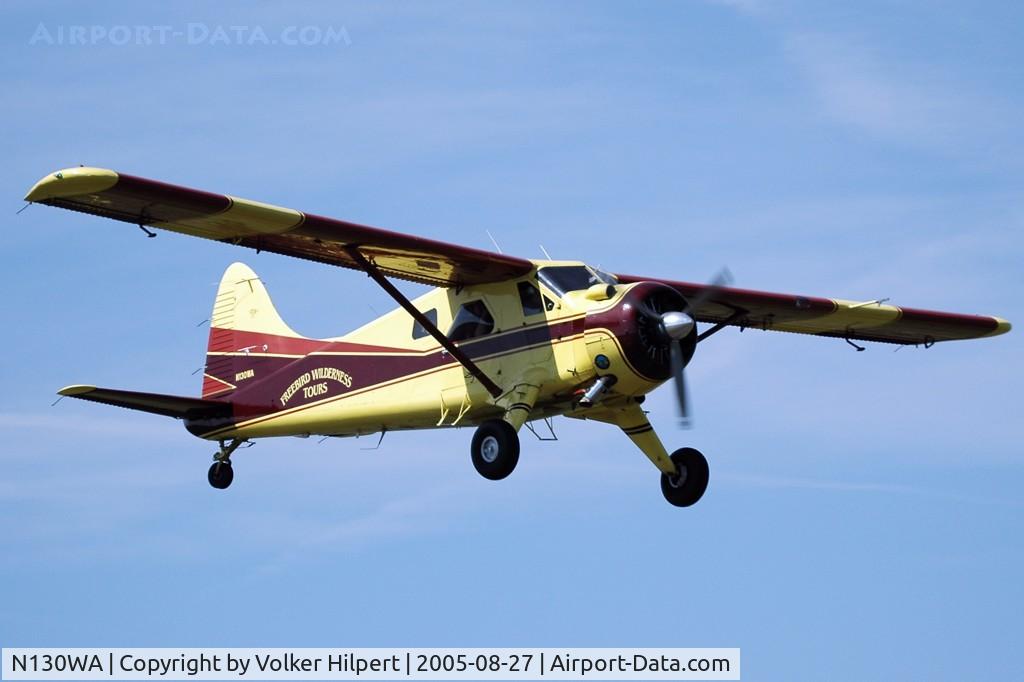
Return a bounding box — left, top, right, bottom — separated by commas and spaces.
57, 385, 231, 420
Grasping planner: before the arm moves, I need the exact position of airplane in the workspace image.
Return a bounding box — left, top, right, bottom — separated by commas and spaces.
24, 167, 1012, 507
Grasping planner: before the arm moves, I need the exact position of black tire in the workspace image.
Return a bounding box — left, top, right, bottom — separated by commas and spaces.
471, 419, 520, 480
208, 460, 234, 489
660, 447, 709, 507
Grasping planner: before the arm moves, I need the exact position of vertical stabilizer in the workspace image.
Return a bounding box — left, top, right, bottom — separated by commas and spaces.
202, 262, 303, 398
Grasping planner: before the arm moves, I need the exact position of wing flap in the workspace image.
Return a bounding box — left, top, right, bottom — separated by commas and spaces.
27, 167, 534, 286
616, 274, 1011, 345
58, 385, 232, 420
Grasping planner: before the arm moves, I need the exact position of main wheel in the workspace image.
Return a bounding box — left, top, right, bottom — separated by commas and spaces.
660, 447, 709, 507
208, 460, 234, 489
471, 419, 520, 480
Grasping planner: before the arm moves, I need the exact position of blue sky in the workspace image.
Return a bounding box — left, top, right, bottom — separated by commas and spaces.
1, 1, 1021, 679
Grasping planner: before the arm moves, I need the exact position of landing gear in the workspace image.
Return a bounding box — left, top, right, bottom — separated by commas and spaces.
471, 419, 520, 480
660, 447, 709, 507
208, 460, 234, 489
207, 438, 246, 490
587, 402, 711, 507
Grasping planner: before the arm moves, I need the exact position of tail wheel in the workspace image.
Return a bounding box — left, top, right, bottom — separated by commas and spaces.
660, 447, 709, 507
208, 460, 234, 489
471, 419, 520, 480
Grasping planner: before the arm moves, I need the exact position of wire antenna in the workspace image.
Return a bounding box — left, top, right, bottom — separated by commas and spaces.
539, 244, 553, 260
486, 230, 503, 254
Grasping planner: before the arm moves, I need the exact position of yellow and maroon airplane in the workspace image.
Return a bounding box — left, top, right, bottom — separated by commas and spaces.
25, 167, 1011, 506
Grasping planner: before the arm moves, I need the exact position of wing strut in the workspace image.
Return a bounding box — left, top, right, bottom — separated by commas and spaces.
345, 246, 504, 399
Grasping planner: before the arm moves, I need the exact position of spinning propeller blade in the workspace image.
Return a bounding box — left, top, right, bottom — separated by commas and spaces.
666, 267, 733, 428
670, 339, 691, 427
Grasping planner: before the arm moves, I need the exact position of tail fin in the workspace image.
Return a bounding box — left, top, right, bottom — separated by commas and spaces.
202, 262, 304, 398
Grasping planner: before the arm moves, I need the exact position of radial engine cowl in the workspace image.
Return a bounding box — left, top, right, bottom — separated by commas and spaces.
584, 281, 697, 381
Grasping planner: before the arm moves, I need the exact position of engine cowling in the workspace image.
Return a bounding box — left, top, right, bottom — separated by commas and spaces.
584, 281, 697, 382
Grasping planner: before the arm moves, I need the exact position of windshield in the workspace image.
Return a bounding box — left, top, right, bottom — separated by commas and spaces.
537, 266, 617, 297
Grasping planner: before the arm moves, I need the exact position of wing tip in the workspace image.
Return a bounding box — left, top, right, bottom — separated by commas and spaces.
988, 317, 1012, 337
58, 384, 97, 396
25, 167, 118, 202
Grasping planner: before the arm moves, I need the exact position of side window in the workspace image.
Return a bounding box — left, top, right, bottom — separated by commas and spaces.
447, 300, 494, 342
544, 294, 556, 311
517, 281, 544, 317
411, 308, 438, 340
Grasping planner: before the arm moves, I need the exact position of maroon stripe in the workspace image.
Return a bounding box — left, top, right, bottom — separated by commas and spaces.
822, 307, 1001, 345
192, 318, 584, 434
892, 307, 1000, 336
300, 213, 533, 283
115, 174, 232, 216
211, 316, 581, 360
44, 176, 230, 227
615, 274, 838, 323
215, 328, 414, 356
46, 170, 533, 286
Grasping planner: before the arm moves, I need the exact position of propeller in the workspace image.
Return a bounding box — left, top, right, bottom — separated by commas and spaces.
656, 268, 733, 427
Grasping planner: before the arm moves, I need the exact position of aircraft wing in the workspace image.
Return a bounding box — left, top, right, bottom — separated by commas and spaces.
25, 167, 534, 287
615, 274, 1011, 345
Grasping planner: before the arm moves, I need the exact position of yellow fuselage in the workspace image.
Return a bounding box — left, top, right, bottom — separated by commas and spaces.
196, 262, 663, 441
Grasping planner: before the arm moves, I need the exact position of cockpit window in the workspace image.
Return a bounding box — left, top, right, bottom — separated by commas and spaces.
447, 300, 495, 342
411, 308, 438, 340
517, 281, 544, 317
537, 266, 617, 297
